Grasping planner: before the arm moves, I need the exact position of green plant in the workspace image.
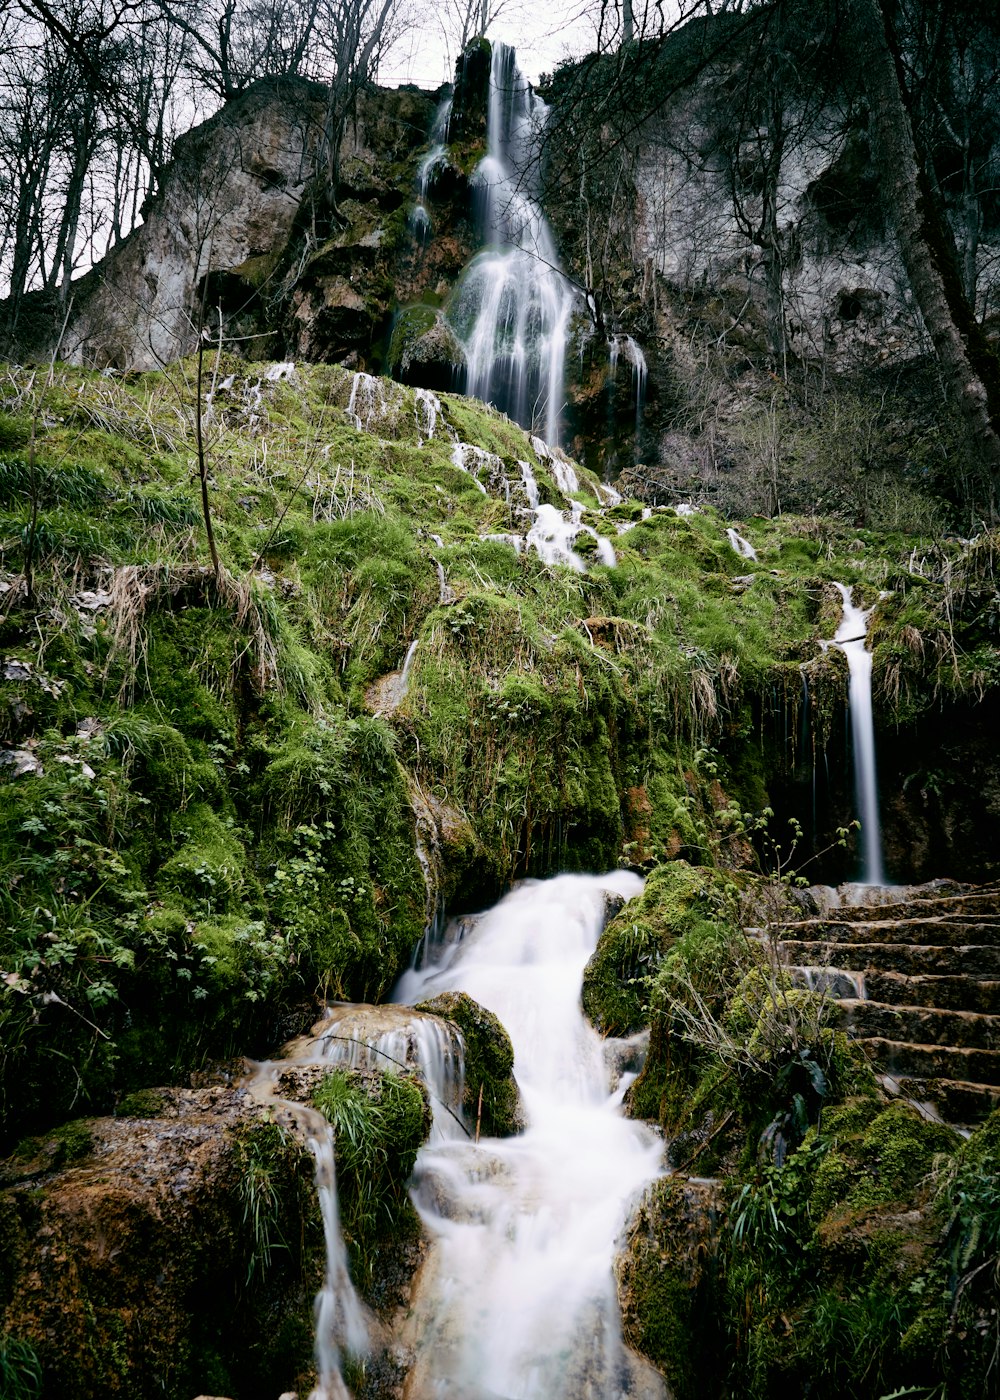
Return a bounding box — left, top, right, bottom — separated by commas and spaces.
0, 1337, 43, 1400
234, 1121, 293, 1285
312, 1068, 429, 1286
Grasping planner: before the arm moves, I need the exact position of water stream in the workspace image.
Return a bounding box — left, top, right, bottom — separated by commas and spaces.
395, 871, 666, 1399
450, 44, 573, 446
831, 582, 886, 885
249, 872, 664, 1398
411, 95, 453, 241
246, 1071, 369, 1400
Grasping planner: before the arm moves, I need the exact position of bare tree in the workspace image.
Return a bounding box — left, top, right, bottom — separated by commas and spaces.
842, 0, 1000, 498
312, 0, 405, 222
440, 0, 520, 60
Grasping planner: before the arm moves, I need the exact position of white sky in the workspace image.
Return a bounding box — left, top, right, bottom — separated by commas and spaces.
379, 3, 600, 88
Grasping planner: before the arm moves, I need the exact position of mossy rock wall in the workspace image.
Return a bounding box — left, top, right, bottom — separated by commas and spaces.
0, 1092, 322, 1400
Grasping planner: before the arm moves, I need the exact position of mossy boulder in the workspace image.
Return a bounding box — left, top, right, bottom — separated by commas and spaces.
415, 991, 522, 1137
811, 1098, 959, 1217
387, 306, 466, 391
0, 1091, 322, 1400
585, 860, 736, 1040
616, 1176, 724, 1400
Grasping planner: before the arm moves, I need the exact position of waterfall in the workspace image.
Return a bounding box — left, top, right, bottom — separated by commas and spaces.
831, 582, 886, 885
399, 638, 419, 694
244, 1071, 369, 1400
609, 334, 648, 434
411, 94, 453, 240
726, 527, 757, 560
395, 871, 666, 1399
449, 44, 573, 446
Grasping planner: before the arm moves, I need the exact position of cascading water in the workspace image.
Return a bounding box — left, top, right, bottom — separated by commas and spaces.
394, 871, 666, 1399
726, 527, 757, 560
449, 44, 573, 446
246, 1068, 369, 1400
411, 94, 453, 241
831, 582, 886, 885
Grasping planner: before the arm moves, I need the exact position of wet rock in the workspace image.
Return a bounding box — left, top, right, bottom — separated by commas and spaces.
415, 991, 523, 1137
0, 1086, 322, 1400
615, 1176, 724, 1400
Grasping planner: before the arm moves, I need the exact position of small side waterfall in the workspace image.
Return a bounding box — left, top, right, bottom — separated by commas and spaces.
411, 94, 453, 240
245, 1071, 369, 1400
831, 582, 886, 885
449, 44, 573, 445
609, 333, 648, 434
395, 871, 666, 1399
726, 526, 757, 560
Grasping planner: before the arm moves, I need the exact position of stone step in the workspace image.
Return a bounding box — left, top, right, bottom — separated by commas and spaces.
836, 1000, 1000, 1050
820, 892, 1000, 923
766, 918, 1000, 947
881, 1074, 1000, 1125
851, 1037, 1000, 1087
777, 940, 1000, 978
863, 972, 1000, 1013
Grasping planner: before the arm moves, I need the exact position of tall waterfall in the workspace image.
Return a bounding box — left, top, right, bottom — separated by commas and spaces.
832, 583, 886, 885
395, 872, 666, 1399
450, 44, 573, 446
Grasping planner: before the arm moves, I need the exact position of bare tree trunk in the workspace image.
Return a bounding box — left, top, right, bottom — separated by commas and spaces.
760, 55, 786, 372
844, 0, 1000, 501
622, 0, 634, 45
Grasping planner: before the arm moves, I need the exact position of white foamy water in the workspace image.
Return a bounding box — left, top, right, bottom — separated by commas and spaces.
451, 44, 573, 447
726, 527, 757, 560
395, 871, 666, 1399
831, 582, 886, 885
411, 94, 453, 241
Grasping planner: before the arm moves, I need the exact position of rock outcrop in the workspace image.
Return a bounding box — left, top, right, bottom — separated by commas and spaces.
0, 1081, 322, 1399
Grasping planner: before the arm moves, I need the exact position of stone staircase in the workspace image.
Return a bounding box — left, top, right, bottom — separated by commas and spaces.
758, 882, 1000, 1126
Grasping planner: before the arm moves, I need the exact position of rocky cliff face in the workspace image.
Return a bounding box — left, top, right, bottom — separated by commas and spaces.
25, 31, 997, 532
59, 80, 327, 371
49, 79, 446, 374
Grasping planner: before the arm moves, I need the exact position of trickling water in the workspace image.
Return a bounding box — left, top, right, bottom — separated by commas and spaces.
395, 871, 666, 1400
451, 441, 491, 493
609, 334, 648, 435
346, 372, 389, 432
726, 527, 757, 560
399, 638, 419, 694
411, 95, 453, 241
831, 582, 886, 885
414, 386, 445, 442
245, 1073, 369, 1400
450, 44, 573, 446
519, 458, 540, 509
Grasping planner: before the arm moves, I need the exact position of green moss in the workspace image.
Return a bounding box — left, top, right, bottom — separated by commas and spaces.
848, 1101, 959, 1209
115, 1090, 167, 1118
415, 991, 521, 1137
583, 861, 734, 1036
157, 803, 248, 913
617, 1178, 723, 1400
312, 1067, 430, 1290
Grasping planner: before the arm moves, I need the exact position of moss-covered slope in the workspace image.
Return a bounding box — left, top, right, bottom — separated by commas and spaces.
2, 358, 999, 1146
